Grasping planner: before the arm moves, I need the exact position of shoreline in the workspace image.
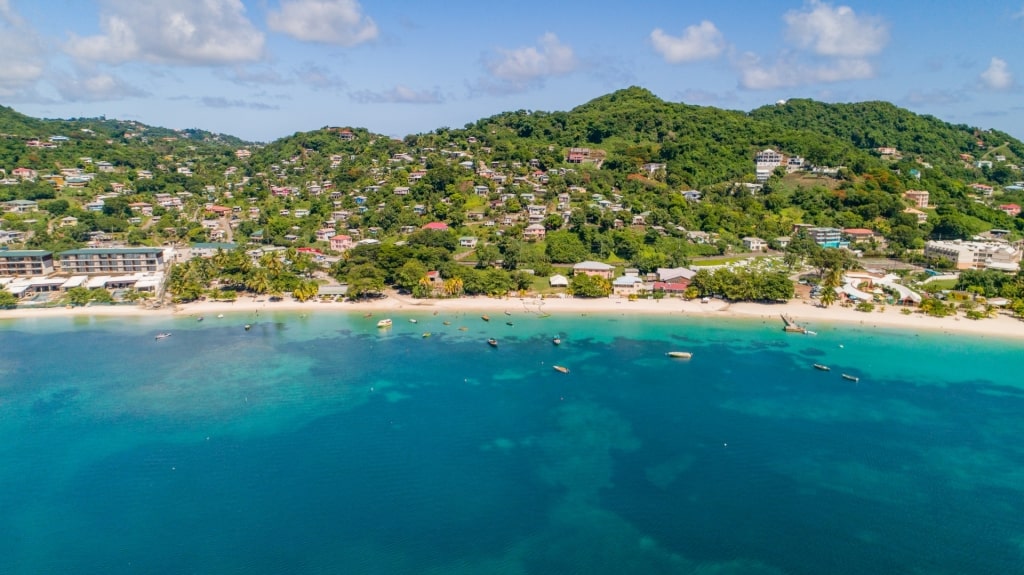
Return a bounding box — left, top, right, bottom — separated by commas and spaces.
2, 294, 1023, 341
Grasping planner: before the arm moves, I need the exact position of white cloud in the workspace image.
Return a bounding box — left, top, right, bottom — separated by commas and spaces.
267, 0, 378, 46
482, 33, 577, 92
66, 0, 264, 65
651, 21, 725, 63
349, 85, 445, 104
737, 53, 874, 90
200, 96, 278, 110
293, 62, 347, 90
53, 68, 149, 102
0, 1, 45, 97
980, 57, 1014, 90
783, 1, 888, 57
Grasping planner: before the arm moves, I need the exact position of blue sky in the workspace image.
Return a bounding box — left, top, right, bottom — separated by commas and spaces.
2, 0, 1021, 142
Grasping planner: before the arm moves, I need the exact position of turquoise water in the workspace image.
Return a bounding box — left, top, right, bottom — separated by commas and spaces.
1, 310, 1023, 574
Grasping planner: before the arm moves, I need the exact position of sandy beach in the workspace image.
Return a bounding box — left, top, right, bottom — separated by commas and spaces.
3, 292, 1024, 340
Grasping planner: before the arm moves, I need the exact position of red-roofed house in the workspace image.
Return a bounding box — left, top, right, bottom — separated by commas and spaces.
206, 205, 232, 216
330, 234, 354, 252
652, 280, 690, 294
843, 228, 876, 242
999, 204, 1021, 217
422, 222, 449, 231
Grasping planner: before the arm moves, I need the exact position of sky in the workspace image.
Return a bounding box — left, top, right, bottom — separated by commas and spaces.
1, 0, 1022, 143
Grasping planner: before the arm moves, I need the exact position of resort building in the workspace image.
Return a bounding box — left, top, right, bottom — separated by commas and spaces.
924, 240, 1022, 272
0, 250, 55, 276
806, 227, 847, 248
57, 247, 167, 274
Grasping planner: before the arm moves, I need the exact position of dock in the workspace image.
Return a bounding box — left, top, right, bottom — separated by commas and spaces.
781, 314, 807, 333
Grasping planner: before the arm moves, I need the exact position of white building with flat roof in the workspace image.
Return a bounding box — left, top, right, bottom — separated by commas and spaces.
924, 240, 1021, 271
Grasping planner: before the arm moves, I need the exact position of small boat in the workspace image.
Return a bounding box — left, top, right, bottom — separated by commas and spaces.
244, 324, 251, 331
154, 332, 171, 340
506, 321, 514, 326
409, 318, 418, 324
458, 326, 468, 331
666, 351, 693, 359
443, 321, 451, 326
363, 312, 373, 318
487, 338, 498, 347
481, 315, 491, 322
552, 337, 562, 346
197, 316, 204, 322
805, 330, 817, 336
422, 332, 432, 338
504, 311, 512, 316
553, 365, 570, 374
377, 318, 393, 328
217, 314, 224, 318
841, 373, 859, 382
813, 363, 830, 371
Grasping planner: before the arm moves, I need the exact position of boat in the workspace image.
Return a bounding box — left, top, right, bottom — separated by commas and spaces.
552, 336, 561, 346
487, 338, 498, 347
458, 326, 468, 331
409, 318, 418, 324
376, 318, 393, 328
363, 312, 373, 318
841, 373, 859, 382
154, 332, 171, 340
813, 363, 830, 371
443, 321, 451, 326
217, 314, 224, 318
244, 324, 251, 331
481, 315, 491, 322
422, 332, 432, 338
504, 311, 512, 316
197, 316, 204, 322
805, 330, 817, 336
666, 351, 693, 359
506, 321, 514, 326
553, 365, 569, 374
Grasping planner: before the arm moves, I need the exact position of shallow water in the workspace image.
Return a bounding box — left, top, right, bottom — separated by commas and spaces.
1, 311, 1021, 574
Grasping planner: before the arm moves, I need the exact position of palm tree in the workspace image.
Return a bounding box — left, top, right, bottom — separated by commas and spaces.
443, 277, 464, 297
819, 267, 842, 308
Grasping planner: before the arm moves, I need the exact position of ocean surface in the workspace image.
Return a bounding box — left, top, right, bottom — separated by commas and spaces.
1, 309, 1023, 574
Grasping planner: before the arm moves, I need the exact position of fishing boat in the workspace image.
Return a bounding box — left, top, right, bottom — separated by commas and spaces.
422, 332, 432, 338
552, 336, 562, 346
666, 351, 693, 359
197, 316, 204, 322
504, 311, 512, 316
506, 321, 514, 326
813, 363, 830, 371
409, 318, 418, 324
443, 321, 451, 326
154, 332, 171, 341
376, 318, 393, 328
487, 338, 498, 347
244, 324, 251, 331
553, 365, 570, 374
841, 373, 859, 382
481, 315, 491, 322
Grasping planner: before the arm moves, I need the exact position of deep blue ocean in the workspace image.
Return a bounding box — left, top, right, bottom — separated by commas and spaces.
1, 309, 1023, 574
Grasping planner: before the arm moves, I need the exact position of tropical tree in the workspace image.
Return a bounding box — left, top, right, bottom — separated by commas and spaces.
292, 280, 319, 302
0, 288, 18, 308
569, 273, 612, 298
443, 277, 464, 297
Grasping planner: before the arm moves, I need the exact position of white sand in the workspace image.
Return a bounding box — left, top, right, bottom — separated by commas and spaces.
3, 292, 1023, 340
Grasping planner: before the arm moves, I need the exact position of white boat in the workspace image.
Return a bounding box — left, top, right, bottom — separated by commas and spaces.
666, 351, 693, 359
553, 365, 570, 374
841, 373, 860, 382
155, 332, 171, 340
805, 330, 817, 336
377, 318, 393, 328
409, 318, 418, 324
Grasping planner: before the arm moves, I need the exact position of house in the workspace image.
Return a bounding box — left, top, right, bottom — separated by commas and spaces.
459, 236, 478, 248
612, 274, 645, 296
970, 183, 994, 196
315, 227, 336, 242
189, 242, 238, 258
843, 228, 875, 242
548, 274, 569, 288
742, 237, 767, 252
903, 190, 930, 208
681, 190, 702, 202
0, 250, 54, 276
903, 207, 928, 224
652, 281, 690, 295
330, 234, 354, 252
566, 147, 592, 163
657, 267, 697, 283
422, 222, 449, 231
523, 223, 546, 240
3, 199, 38, 213
59, 216, 79, 228
775, 236, 791, 249
998, 204, 1021, 217
235, 149, 251, 159
573, 261, 615, 279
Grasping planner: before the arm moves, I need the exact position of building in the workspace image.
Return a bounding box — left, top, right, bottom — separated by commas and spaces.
573, 261, 615, 279
458, 236, 478, 248
612, 274, 645, 296
421, 222, 449, 231
57, 247, 167, 274
998, 204, 1021, 217
924, 240, 1022, 271
548, 274, 569, 288
0, 250, 54, 276
330, 234, 354, 252
523, 223, 546, 240
903, 207, 928, 223
903, 190, 930, 208
742, 237, 767, 252
807, 227, 846, 248
188, 242, 238, 259
3, 199, 38, 213
843, 228, 876, 243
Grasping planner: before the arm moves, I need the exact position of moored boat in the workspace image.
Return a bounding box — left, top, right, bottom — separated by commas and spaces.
841, 373, 859, 382
377, 318, 393, 328
155, 332, 171, 340
487, 338, 498, 347
244, 324, 251, 331
422, 332, 431, 338
553, 365, 569, 374
666, 351, 693, 359
409, 318, 418, 324
552, 336, 561, 345
481, 315, 491, 322
813, 363, 830, 371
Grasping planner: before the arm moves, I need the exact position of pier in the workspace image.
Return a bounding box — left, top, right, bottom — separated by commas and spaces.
781, 314, 807, 333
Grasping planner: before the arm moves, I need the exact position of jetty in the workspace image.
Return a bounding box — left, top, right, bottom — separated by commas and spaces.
781, 314, 807, 334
